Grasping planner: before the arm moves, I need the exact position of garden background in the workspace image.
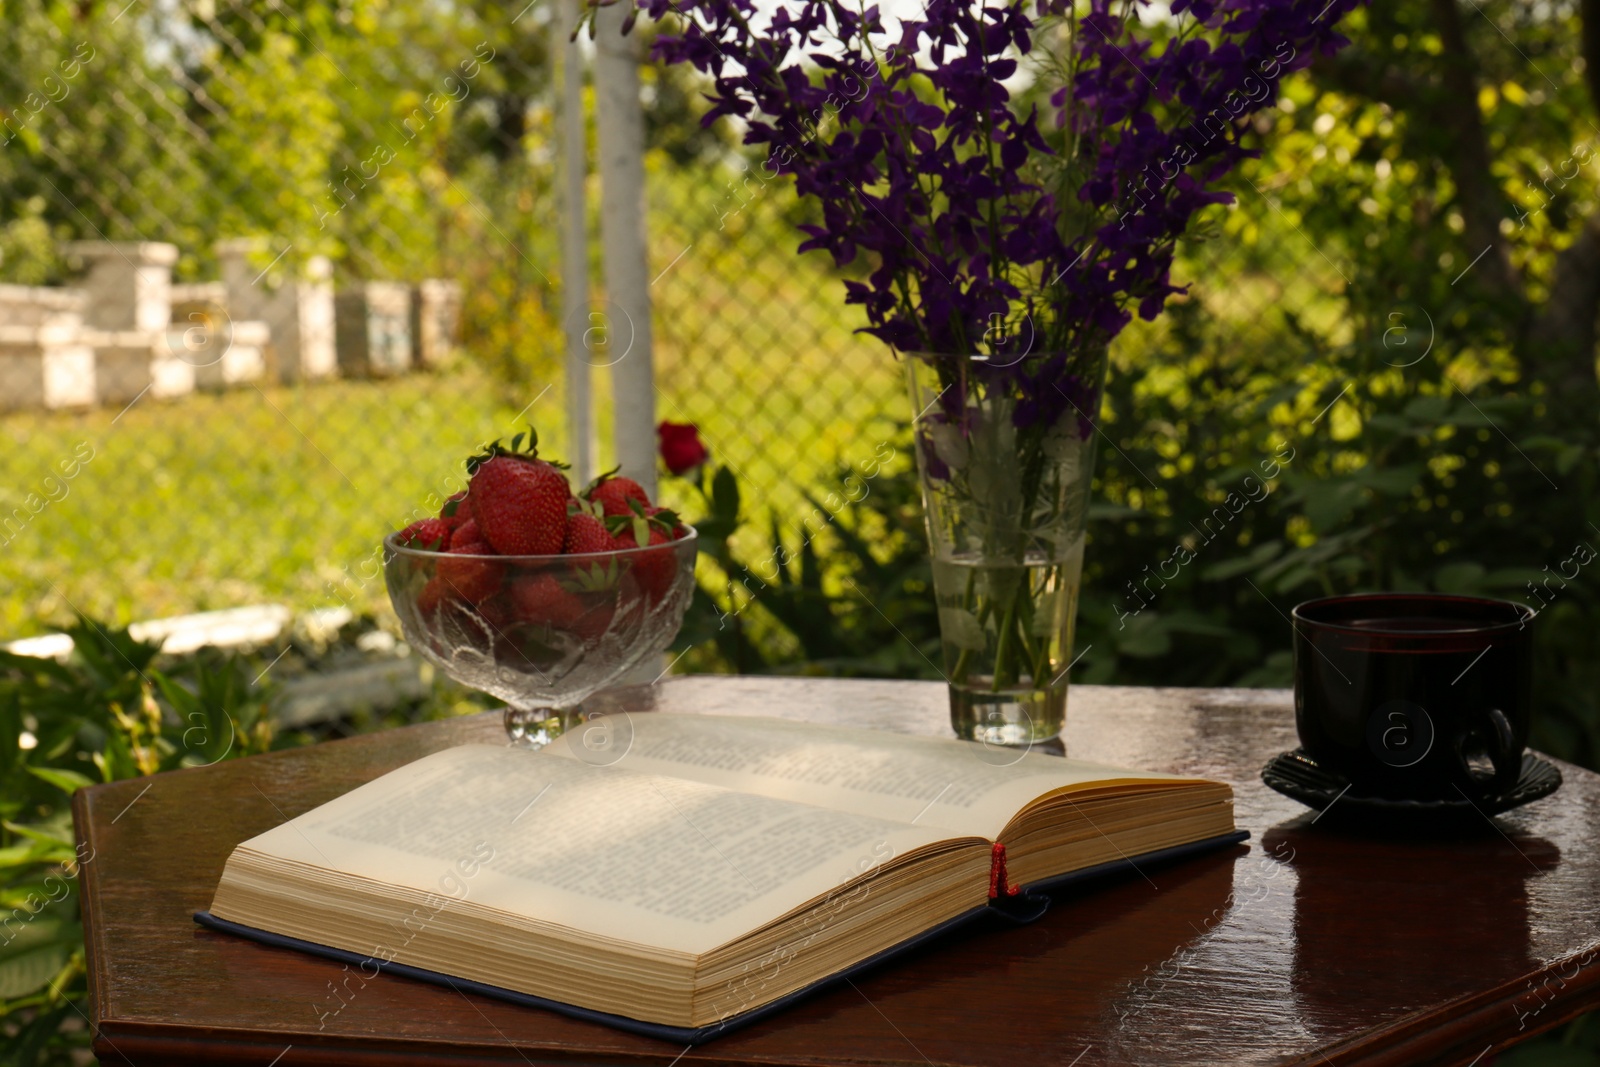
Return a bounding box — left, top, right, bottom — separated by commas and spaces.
3, 0, 1600, 1063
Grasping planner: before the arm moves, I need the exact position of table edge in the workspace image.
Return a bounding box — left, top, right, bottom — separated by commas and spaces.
73, 787, 114, 1051
1284, 942, 1600, 1067
87, 1020, 689, 1067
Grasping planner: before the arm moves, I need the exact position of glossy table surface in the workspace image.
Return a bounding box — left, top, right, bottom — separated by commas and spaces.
74, 677, 1600, 1066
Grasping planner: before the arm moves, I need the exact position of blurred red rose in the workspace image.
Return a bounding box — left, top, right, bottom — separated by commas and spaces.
657, 421, 710, 475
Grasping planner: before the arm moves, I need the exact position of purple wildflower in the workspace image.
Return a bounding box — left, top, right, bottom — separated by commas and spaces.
615, 0, 1361, 401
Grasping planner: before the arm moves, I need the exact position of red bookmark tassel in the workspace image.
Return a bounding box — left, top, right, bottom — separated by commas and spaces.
988, 842, 1021, 899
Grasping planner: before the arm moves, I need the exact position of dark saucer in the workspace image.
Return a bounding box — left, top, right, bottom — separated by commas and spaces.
1261, 748, 1562, 829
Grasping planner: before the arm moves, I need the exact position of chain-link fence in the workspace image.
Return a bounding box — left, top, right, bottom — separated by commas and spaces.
0, 0, 917, 639
647, 163, 907, 531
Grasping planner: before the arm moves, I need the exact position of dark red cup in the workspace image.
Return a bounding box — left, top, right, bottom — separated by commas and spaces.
1291, 593, 1534, 801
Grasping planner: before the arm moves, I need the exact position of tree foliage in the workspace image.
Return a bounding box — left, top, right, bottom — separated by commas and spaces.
0, 0, 567, 381
1071, 0, 1600, 768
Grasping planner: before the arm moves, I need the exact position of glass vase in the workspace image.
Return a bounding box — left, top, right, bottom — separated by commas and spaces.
905, 348, 1106, 746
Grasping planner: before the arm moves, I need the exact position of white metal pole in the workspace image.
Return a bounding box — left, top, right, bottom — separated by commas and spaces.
556, 0, 595, 486
593, 0, 657, 500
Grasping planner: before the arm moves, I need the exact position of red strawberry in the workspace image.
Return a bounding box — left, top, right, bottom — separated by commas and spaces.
397, 518, 452, 550
437, 533, 504, 604
416, 576, 448, 615
571, 601, 615, 642
611, 521, 676, 602
476, 590, 516, 629
508, 573, 585, 629
563, 512, 619, 555
440, 491, 471, 530
586, 472, 651, 517
468, 436, 571, 555
509, 574, 618, 643
645, 505, 689, 539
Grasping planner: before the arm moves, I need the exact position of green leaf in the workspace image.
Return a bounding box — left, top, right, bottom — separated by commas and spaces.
1355, 464, 1424, 497
0, 695, 20, 779
66, 616, 160, 677
4, 810, 77, 851
1556, 444, 1588, 476
711, 465, 741, 523
0, 649, 77, 684
0, 919, 79, 999
3, 998, 80, 1065
25, 767, 96, 796
1402, 395, 1449, 423
1200, 541, 1283, 582
1432, 561, 1486, 594
0, 842, 45, 868
1364, 413, 1414, 437
1234, 650, 1295, 688
1299, 479, 1365, 532
1270, 564, 1318, 594
1156, 609, 1238, 638
1087, 502, 1144, 522
1115, 613, 1172, 658
1481, 567, 1548, 590
0, 838, 76, 873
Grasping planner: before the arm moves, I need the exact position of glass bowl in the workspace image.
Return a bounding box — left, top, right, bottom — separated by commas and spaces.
383, 527, 697, 747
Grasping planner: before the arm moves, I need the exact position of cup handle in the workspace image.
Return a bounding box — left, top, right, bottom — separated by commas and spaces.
1466, 707, 1522, 798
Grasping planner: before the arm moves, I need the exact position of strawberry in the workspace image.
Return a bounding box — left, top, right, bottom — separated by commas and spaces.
508, 573, 585, 629
416, 576, 448, 616
436, 529, 504, 604
566, 549, 627, 639
562, 509, 626, 612
563, 511, 620, 555
439, 491, 471, 530
508, 566, 622, 642
608, 510, 679, 602
467, 432, 570, 555
476, 590, 516, 629
397, 517, 452, 551
586, 470, 651, 517
571, 601, 615, 642
645, 505, 689, 540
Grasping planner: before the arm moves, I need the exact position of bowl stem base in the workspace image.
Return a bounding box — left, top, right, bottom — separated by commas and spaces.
504, 707, 570, 749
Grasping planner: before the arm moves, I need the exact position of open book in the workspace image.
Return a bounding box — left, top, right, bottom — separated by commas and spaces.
201, 713, 1240, 1040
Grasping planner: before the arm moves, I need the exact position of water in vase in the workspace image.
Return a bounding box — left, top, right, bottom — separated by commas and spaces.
932, 547, 1083, 745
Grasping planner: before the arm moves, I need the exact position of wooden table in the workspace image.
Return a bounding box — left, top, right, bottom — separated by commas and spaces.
74, 677, 1600, 1066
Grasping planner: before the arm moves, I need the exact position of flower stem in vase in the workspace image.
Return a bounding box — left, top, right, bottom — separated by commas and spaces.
909, 349, 1103, 747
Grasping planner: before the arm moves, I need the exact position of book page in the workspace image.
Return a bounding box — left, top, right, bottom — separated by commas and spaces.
226, 745, 963, 955
545, 713, 1197, 840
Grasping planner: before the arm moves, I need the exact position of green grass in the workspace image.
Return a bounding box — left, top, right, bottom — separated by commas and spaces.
0, 369, 564, 636
0, 335, 905, 642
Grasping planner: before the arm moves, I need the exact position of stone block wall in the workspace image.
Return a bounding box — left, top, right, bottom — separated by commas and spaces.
413, 278, 462, 367
0, 323, 96, 411
0, 240, 462, 412
336, 282, 413, 377
62, 241, 178, 333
